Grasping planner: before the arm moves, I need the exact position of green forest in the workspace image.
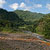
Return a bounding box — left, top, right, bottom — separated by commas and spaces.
0, 8, 50, 39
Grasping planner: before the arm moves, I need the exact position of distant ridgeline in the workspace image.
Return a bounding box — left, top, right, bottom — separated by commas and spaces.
14, 10, 44, 22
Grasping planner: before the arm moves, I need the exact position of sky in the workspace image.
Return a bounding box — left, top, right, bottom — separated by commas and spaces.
0, 0, 50, 14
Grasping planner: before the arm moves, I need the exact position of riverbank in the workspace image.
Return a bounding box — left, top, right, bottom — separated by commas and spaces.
0, 31, 50, 42
0, 33, 50, 50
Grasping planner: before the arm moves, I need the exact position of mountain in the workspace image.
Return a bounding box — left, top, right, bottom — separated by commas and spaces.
0, 9, 24, 32
0, 9, 24, 22
0, 9, 50, 39
14, 10, 44, 22
0, 9, 44, 32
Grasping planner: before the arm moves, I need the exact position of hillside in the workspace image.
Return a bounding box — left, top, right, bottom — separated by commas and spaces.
0, 9, 44, 32
0, 9, 24, 22
36, 14, 50, 39
0, 9, 24, 32
0, 8, 50, 50
14, 10, 44, 22
0, 8, 50, 39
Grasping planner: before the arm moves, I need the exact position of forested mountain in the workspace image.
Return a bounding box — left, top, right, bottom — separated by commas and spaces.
0, 9, 24, 32
0, 8, 50, 39
0, 9, 24, 22
14, 10, 44, 22
0, 9, 44, 32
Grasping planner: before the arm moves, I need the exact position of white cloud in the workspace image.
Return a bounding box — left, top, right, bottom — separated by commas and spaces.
20, 2, 32, 11
0, 0, 6, 8
9, 2, 42, 11
23, 4, 42, 11
9, 3, 19, 10
20, 3, 42, 11
46, 4, 50, 10
24, 8, 30, 11
34, 4, 42, 8
24, 6, 32, 11
20, 2, 26, 8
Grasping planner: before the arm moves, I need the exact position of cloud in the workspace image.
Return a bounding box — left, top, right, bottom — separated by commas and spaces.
46, 4, 50, 10
0, 0, 6, 8
24, 6, 32, 11
19, 2, 32, 11
9, 2, 42, 11
20, 2, 26, 8
34, 4, 42, 8
19, 3, 42, 11
24, 8, 30, 11
9, 3, 19, 10
23, 4, 42, 11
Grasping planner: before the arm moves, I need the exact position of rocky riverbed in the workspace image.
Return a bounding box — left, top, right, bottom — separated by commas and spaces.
0, 33, 50, 50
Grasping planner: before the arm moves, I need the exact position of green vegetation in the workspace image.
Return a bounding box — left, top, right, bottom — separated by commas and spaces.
0, 9, 24, 33
0, 8, 50, 39
36, 14, 50, 39
14, 10, 44, 22
14, 10, 44, 32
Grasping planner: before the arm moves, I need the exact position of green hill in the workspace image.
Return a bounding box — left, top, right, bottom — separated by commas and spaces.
14, 10, 44, 22
0, 9, 44, 33
0, 9, 24, 32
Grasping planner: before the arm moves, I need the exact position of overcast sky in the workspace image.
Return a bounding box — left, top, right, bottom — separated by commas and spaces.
0, 0, 50, 14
